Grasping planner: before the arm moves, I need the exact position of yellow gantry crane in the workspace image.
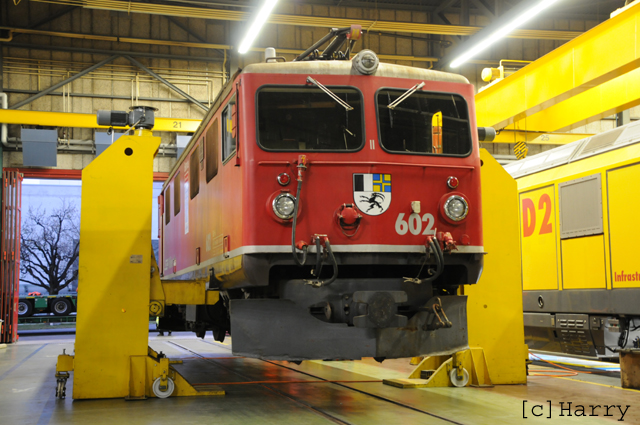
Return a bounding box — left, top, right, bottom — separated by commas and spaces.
476, 1, 640, 134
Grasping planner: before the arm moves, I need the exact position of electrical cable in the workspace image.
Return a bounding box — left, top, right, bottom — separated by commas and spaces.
618, 318, 630, 350
528, 352, 618, 377
291, 178, 307, 266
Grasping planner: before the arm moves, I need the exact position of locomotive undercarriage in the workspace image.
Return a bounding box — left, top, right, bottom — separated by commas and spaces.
160, 251, 482, 360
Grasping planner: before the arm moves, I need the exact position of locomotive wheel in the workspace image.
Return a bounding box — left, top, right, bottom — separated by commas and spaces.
18, 300, 33, 317
152, 377, 175, 399
52, 298, 73, 316
449, 368, 470, 387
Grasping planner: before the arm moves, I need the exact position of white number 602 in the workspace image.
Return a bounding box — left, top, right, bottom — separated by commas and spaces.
395, 213, 435, 236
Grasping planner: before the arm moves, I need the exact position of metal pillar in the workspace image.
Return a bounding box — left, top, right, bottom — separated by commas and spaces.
617, 110, 631, 127
432, 0, 462, 46
166, 16, 224, 56
460, 0, 470, 26
10, 55, 119, 110
0, 171, 22, 344
124, 56, 208, 112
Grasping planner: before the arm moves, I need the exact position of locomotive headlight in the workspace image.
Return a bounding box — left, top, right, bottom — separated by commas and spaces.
273, 193, 296, 219
443, 195, 468, 221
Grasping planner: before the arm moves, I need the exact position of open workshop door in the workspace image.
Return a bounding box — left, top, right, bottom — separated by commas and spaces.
0, 171, 22, 344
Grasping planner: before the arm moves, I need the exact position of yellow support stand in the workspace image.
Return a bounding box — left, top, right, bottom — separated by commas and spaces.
55, 128, 224, 399
385, 149, 528, 388
385, 348, 492, 388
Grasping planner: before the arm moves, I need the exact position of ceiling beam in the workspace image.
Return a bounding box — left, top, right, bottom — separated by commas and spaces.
10, 55, 119, 110
125, 55, 209, 111
30, 0, 582, 41
27, 5, 78, 29
6, 42, 223, 63
469, 0, 495, 18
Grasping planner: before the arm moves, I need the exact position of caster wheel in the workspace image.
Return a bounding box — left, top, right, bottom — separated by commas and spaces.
152, 377, 175, 399
56, 379, 67, 399
449, 368, 469, 387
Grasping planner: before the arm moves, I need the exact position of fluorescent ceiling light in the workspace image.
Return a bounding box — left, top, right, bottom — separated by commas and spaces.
450, 0, 561, 68
238, 0, 279, 54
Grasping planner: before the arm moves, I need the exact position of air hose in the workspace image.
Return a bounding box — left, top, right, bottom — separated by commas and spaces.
289, 155, 337, 287
306, 239, 338, 288
404, 238, 444, 284
312, 238, 323, 277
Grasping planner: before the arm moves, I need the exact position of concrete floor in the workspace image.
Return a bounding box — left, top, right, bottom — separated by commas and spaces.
1, 334, 639, 425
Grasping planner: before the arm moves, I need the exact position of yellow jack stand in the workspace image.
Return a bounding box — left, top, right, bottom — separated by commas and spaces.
55, 127, 224, 399
385, 149, 528, 388
386, 348, 492, 388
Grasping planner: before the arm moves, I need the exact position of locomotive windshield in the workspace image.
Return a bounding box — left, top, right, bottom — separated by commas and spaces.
257, 86, 363, 151
377, 90, 472, 156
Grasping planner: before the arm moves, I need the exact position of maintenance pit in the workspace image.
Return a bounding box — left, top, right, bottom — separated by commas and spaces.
1, 333, 638, 425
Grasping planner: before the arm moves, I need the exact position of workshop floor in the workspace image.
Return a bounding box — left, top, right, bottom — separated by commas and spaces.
1, 334, 638, 425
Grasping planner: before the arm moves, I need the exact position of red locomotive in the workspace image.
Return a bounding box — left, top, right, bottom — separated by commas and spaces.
159, 27, 493, 360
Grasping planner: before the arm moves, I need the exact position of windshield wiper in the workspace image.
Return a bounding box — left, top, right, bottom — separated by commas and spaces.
387, 82, 425, 110
306, 76, 353, 111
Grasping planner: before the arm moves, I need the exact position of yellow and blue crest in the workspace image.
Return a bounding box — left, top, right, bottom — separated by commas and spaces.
353, 173, 392, 216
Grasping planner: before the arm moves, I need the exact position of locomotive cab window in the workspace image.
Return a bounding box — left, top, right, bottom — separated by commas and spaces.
173, 172, 180, 216
222, 97, 237, 163
190, 147, 199, 199
206, 119, 219, 182
164, 190, 171, 225
377, 89, 471, 156
257, 86, 363, 151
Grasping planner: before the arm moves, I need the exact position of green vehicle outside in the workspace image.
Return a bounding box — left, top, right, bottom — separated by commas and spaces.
18, 294, 78, 317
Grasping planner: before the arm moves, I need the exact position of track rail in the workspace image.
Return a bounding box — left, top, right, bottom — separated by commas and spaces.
165, 340, 353, 425
165, 339, 466, 425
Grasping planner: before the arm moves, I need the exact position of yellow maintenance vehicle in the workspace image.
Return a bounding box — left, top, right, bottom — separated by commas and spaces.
505, 120, 640, 359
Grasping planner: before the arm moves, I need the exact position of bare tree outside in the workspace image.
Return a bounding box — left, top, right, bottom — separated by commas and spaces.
20, 200, 80, 295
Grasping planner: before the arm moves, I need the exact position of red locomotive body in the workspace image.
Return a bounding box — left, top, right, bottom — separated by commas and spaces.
159, 48, 485, 361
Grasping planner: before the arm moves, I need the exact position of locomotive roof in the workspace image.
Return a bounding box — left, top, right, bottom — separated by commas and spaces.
243, 60, 469, 84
